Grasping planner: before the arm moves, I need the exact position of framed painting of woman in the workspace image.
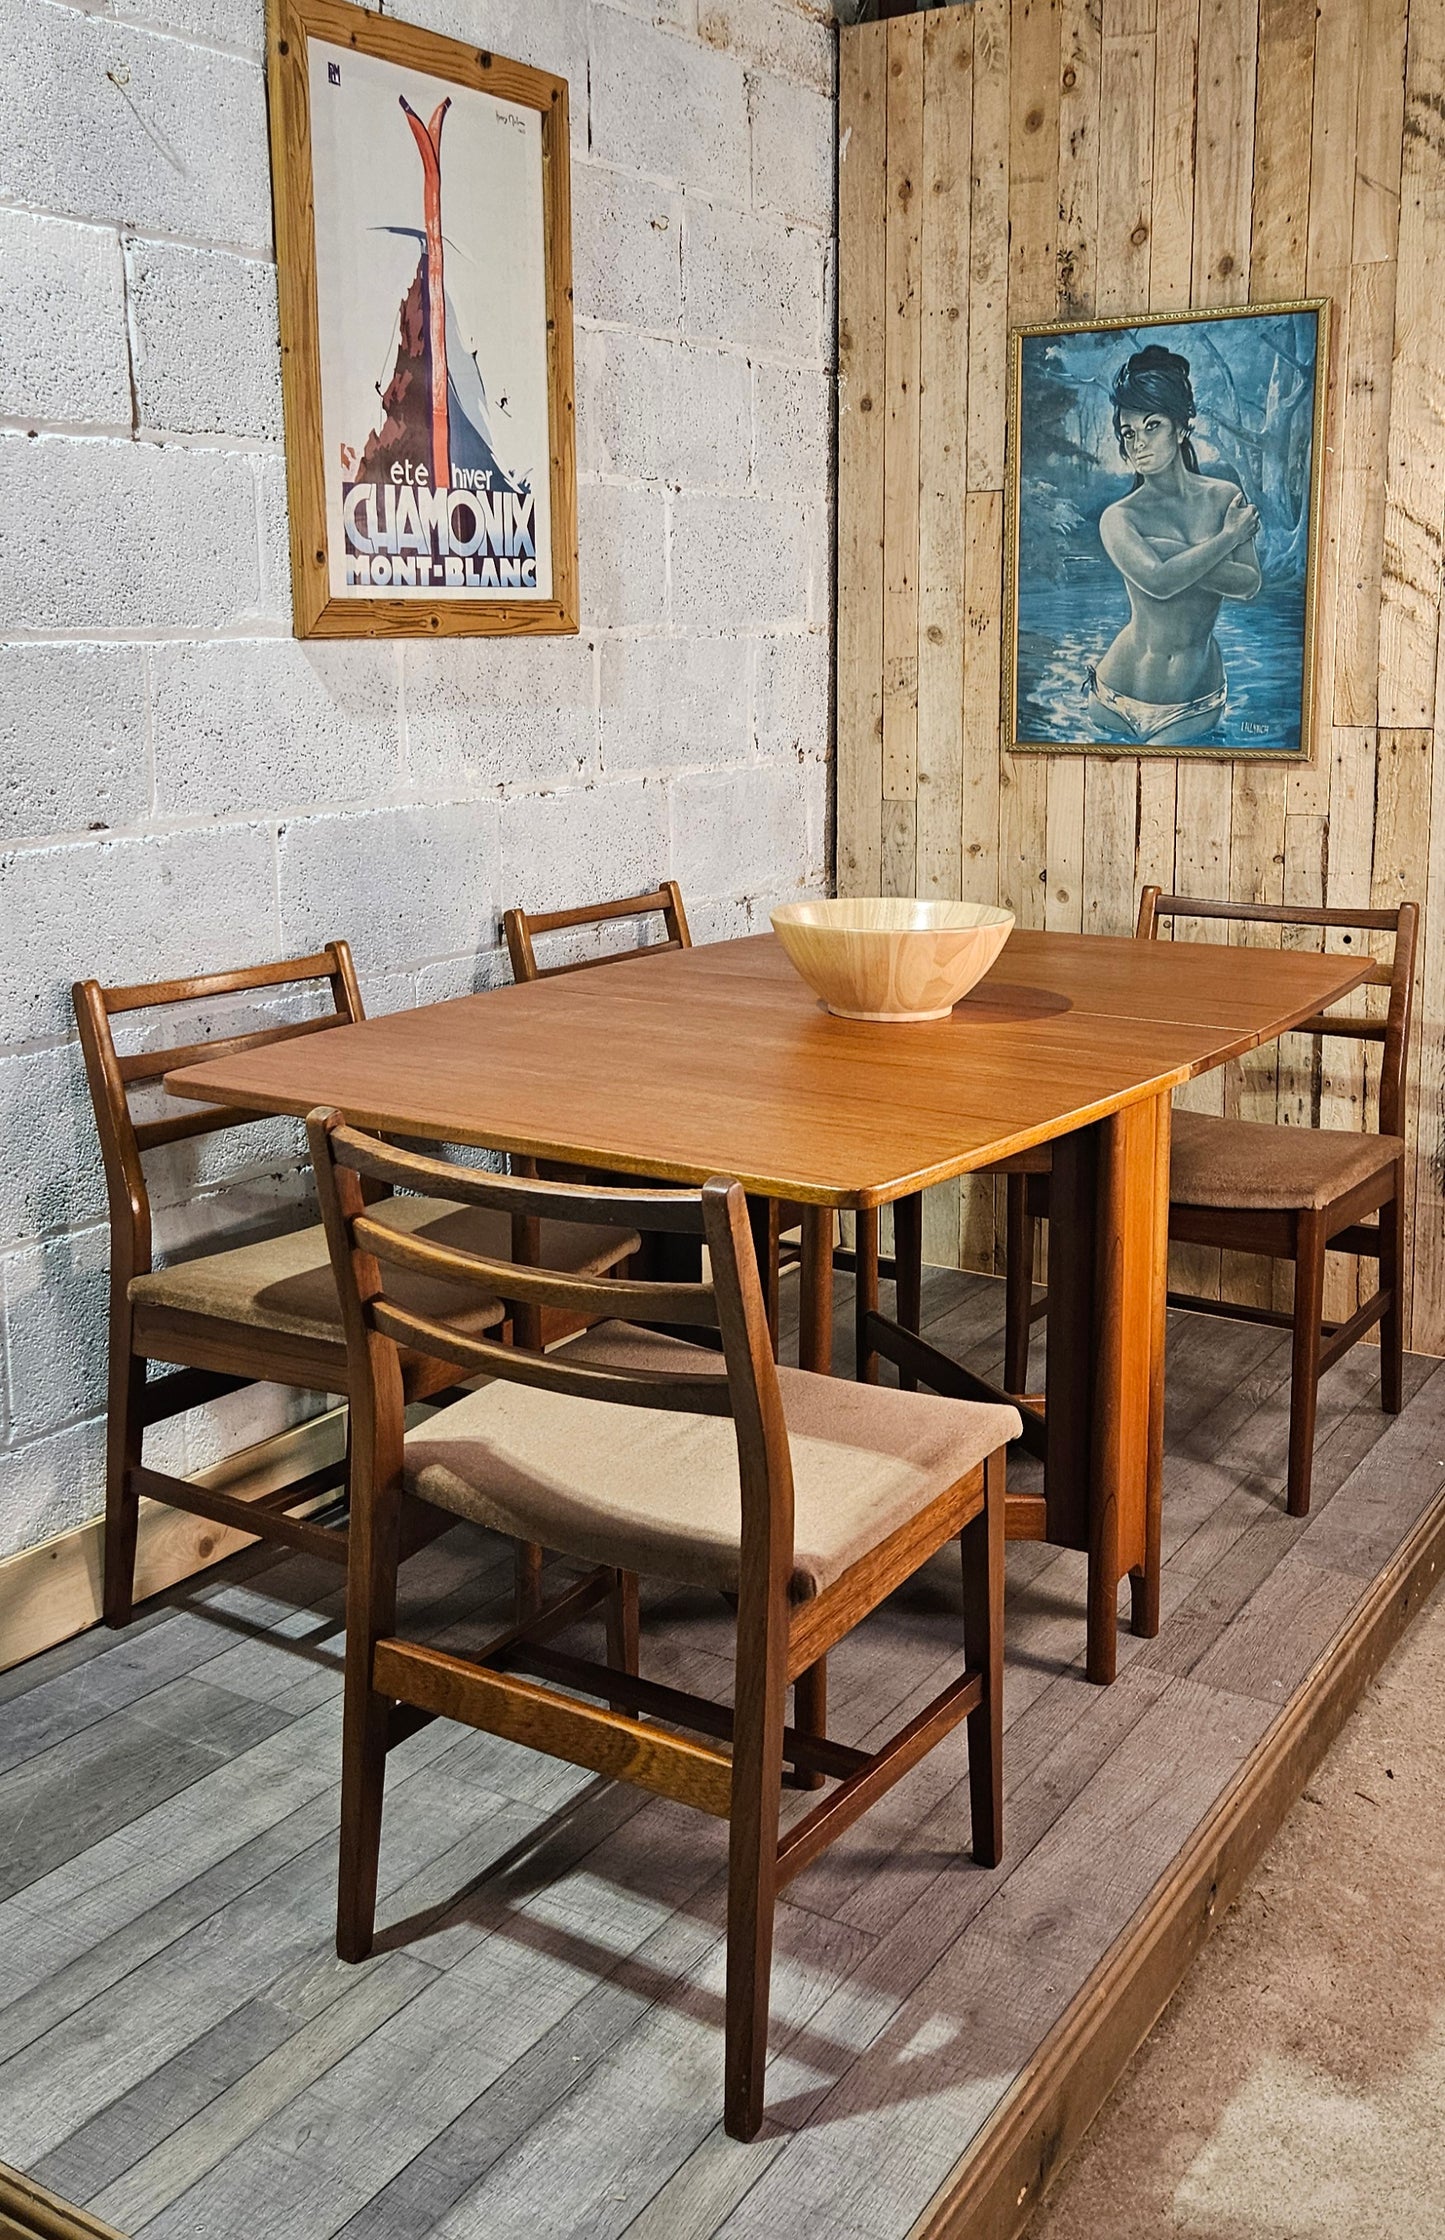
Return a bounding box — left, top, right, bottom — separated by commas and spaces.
1004, 302, 1330, 760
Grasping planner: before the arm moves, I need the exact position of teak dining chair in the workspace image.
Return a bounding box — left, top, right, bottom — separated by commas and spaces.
74, 945, 638, 1628
308, 1110, 1016, 2140
1000, 889, 1419, 1516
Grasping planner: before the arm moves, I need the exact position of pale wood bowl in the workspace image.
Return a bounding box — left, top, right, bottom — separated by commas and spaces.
770, 898, 1015, 1023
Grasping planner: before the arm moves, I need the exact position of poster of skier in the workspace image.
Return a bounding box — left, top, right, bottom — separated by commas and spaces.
267, 0, 577, 638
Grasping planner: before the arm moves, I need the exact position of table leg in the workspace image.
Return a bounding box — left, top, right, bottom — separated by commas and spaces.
854, 1208, 880, 1383
1045, 1091, 1169, 1685
799, 1206, 835, 1374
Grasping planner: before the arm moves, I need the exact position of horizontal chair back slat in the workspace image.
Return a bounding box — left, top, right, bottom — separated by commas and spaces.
74, 939, 365, 1284
370, 1298, 735, 1414
98, 947, 355, 1015
133, 1104, 258, 1153
118, 1009, 347, 1087
1144, 894, 1403, 934
352, 1211, 720, 1326
1138, 888, 1420, 1138
504, 881, 693, 984
330, 1127, 707, 1234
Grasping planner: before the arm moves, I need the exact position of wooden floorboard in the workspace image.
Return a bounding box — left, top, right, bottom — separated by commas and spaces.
0, 1274, 1439, 2240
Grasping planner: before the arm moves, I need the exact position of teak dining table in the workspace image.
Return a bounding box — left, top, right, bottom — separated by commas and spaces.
166, 928, 1369, 1683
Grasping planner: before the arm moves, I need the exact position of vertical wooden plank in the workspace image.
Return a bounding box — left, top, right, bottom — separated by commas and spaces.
882, 11, 925, 893
1248, 0, 1315, 296
1078, 8, 1151, 942
1371, 726, 1432, 1349
1045, 762, 1087, 931
1149, 0, 1200, 307
960, 487, 1005, 1274
1000, 0, 1061, 930
1413, 714, 1445, 1356
1332, 0, 1408, 730
917, 7, 973, 905
1320, 722, 1379, 1320
1192, 0, 1258, 305
1215, 0, 1311, 1304
1379, 0, 1445, 727
835, 22, 889, 900
1057, 0, 1104, 319
967, 0, 1011, 493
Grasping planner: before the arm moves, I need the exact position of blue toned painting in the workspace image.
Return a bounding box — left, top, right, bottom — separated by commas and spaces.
1011, 307, 1323, 756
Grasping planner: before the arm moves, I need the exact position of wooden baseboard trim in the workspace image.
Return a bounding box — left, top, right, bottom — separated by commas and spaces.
0, 1408, 347, 1678
912, 1484, 1445, 2240
0, 2161, 127, 2240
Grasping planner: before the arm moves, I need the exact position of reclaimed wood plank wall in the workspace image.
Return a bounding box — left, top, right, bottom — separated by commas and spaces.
836, 0, 1445, 1350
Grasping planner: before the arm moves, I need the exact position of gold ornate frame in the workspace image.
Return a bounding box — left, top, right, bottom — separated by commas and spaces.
266, 0, 578, 639
1003, 299, 1331, 761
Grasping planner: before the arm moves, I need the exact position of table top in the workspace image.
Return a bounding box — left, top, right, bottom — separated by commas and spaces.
165, 929, 1370, 1207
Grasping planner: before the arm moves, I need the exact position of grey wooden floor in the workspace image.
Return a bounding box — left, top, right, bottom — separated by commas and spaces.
1, 1271, 1443, 2240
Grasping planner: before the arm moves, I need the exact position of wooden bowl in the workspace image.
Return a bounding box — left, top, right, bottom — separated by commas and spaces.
770, 898, 1015, 1023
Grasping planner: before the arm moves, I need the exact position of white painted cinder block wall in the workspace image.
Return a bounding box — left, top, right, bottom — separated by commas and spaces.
0, 0, 837, 1562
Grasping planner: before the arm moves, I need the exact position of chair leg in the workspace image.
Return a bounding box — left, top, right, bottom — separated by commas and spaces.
961, 1448, 1006, 1869
103, 1335, 146, 1630
724, 1608, 788, 2140
515, 1540, 544, 1622
1380, 1171, 1405, 1415
604, 1569, 641, 1713
855, 1206, 880, 1385
1287, 1210, 1327, 1519
1003, 1173, 1035, 1398
894, 1192, 923, 1391
337, 1680, 392, 1965
790, 1659, 827, 1792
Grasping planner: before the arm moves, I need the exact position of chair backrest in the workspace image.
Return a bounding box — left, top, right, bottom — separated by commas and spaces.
1136, 888, 1420, 1136
306, 1111, 794, 1577
503, 882, 692, 983
73, 943, 365, 1287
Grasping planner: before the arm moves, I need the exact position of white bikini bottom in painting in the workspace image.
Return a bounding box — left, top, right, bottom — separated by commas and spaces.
1086, 667, 1228, 744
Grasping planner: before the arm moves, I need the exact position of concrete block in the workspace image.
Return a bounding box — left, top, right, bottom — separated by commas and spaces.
573, 163, 682, 331
127, 241, 282, 443
498, 778, 669, 916
668, 760, 807, 900
0, 1417, 106, 1561
671, 491, 816, 631
590, 10, 749, 202
679, 893, 753, 945
150, 639, 403, 818
392, 0, 589, 147
120, 0, 266, 57
0, 1044, 107, 1248
0, 643, 150, 842
413, 948, 510, 1008
750, 72, 834, 232
0, 434, 262, 635
752, 360, 832, 493
253, 453, 294, 628
3, 1225, 110, 1443
0, 824, 280, 1044
682, 199, 826, 358
278, 801, 501, 974
698, 0, 835, 94
576, 483, 669, 628
0, 0, 272, 253
0, 213, 129, 430
598, 635, 751, 774
751, 629, 830, 764
404, 635, 597, 798
579, 329, 750, 488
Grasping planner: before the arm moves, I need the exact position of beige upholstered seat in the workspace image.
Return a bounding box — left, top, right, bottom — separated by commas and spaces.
1169, 1109, 1404, 1213
404, 1320, 1021, 1598
129, 1201, 640, 1346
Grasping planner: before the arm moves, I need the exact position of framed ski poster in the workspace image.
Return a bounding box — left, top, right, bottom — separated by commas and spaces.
267, 0, 578, 638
